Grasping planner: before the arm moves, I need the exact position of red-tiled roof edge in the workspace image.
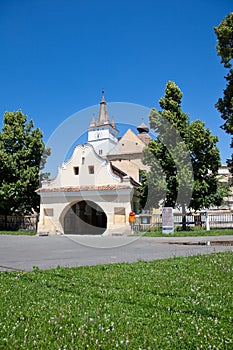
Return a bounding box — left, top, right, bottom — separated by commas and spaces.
37, 184, 132, 193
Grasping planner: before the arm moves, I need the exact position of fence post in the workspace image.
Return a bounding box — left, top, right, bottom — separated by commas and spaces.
206, 211, 210, 231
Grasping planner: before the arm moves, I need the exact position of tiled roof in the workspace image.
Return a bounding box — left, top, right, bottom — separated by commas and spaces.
37, 184, 132, 193
137, 133, 151, 145
107, 129, 145, 155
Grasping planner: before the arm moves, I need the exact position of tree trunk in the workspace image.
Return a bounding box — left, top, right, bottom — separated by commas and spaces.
4, 213, 7, 230
181, 204, 186, 231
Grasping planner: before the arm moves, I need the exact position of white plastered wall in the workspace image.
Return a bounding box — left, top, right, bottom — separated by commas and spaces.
37, 144, 134, 235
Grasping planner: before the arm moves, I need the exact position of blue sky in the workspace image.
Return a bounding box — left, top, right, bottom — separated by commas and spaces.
0, 0, 232, 171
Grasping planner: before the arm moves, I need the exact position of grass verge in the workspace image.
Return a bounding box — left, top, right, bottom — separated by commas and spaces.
135, 228, 233, 237
0, 230, 35, 236
0, 252, 232, 349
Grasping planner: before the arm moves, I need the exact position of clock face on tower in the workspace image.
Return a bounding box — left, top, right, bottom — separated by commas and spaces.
95, 131, 102, 138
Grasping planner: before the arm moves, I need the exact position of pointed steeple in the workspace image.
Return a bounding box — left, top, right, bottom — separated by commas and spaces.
89, 114, 96, 127
111, 116, 115, 128
101, 89, 105, 103
137, 118, 149, 133
97, 89, 110, 125
137, 118, 151, 145
87, 90, 119, 155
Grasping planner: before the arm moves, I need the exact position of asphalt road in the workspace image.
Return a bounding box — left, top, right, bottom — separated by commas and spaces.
0, 234, 233, 271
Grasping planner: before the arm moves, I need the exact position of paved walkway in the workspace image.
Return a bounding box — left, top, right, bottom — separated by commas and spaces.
0, 234, 232, 271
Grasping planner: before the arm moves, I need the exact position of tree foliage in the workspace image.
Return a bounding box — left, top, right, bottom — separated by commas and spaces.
0, 110, 50, 215
141, 81, 226, 212
214, 12, 233, 168
187, 120, 224, 210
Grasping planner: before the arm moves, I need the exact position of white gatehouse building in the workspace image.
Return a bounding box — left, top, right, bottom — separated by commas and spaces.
37, 92, 150, 235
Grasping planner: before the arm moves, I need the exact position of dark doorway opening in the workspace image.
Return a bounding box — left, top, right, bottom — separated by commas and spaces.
64, 200, 107, 235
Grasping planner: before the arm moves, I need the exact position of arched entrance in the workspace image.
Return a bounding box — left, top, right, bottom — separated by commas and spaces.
64, 200, 107, 235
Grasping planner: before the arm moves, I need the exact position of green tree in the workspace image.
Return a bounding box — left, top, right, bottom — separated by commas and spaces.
0, 110, 50, 217
141, 81, 226, 226
187, 120, 225, 210
214, 13, 233, 169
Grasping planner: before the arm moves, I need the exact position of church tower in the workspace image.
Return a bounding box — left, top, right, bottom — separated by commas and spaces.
88, 90, 119, 156
137, 119, 151, 145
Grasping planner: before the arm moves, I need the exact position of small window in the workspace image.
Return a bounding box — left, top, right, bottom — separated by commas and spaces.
82, 157, 85, 165
99, 149, 103, 155
88, 165, 94, 174
114, 207, 125, 215
114, 207, 126, 224
73, 166, 79, 175
44, 208, 54, 217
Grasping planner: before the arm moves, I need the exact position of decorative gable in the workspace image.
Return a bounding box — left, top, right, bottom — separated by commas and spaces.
39, 144, 124, 191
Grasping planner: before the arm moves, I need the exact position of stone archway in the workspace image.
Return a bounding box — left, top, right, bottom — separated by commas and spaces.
63, 200, 107, 235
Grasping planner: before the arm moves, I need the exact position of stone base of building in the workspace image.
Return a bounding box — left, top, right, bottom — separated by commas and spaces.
103, 224, 132, 236
37, 223, 132, 236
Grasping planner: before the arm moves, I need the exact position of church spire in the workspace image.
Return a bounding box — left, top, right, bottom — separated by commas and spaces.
137, 118, 149, 133
101, 89, 105, 103
87, 90, 119, 155
111, 116, 115, 128
89, 114, 96, 128
97, 89, 110, 125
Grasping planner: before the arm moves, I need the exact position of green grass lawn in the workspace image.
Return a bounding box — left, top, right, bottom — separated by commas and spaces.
0, 252, 232, 349
1, 228, 233, 237
136, 228, 233, 237
0, 230, 35, 236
